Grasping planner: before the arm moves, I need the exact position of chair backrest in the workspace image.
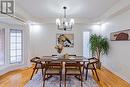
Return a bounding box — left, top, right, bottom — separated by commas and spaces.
30, 57, 44, 69
30, 57, 41, 63
88, 57, 99, 64
87, 57, 99, 68
65, 62, 82, 67
65, 61, 82, 69
69, 55, 76, 56
88, 57, 98, 60
45, 61, 62, 69
52, 55, 57, 56
65, 55, 77, 64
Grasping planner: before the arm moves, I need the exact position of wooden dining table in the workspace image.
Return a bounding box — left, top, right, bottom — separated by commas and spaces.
39, 56, 89, 81
40, 56, 89, 63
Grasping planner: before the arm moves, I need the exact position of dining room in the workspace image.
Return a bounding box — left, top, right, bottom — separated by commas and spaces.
27, 23, 98, 87
0, 0, 130, 87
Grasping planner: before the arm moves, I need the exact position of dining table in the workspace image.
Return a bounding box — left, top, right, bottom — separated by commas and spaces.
39, 56, 89, 81
40, 56, 89, 63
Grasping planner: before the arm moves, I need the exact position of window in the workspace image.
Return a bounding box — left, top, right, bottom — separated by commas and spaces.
0, 29, 5, 65
10, 29, 23, 63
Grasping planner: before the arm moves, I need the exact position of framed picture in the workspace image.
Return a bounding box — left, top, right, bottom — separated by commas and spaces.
110, 29, 130, 41
56, 33, 74, 47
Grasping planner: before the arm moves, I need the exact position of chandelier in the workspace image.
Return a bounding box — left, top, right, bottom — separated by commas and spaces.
56, 6, 74, 31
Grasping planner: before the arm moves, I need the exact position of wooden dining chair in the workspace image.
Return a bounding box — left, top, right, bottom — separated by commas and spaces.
30, 57, 44, 80
65, 55, 81, 71
43, 61, 63, 87
65, 61, 83, 87
84, 57, 99, 81
69, 54, 84, 74
69, 54, 76, 56
52, 55, 57, 56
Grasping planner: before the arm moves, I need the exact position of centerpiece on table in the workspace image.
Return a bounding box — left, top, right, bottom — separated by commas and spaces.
55, 44, 64, 58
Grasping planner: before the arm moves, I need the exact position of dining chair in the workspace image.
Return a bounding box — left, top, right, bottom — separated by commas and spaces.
65, 61, 83, 87
68, 55, 84, 74
52, 55, 57, 56
66, 54, 77, 63
30, 57, 44, 80
65, 55, 82, 72
84, 57, 100, 81
43, 61, 62, 87
69, 54, 76, 56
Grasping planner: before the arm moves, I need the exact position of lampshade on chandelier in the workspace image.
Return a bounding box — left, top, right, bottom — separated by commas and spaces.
56, 6, 74, 31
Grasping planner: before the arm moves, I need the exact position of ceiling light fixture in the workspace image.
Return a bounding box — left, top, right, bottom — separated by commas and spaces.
56, 6, 74, 31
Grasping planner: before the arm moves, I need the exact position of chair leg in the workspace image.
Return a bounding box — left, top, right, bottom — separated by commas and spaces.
30, 63, 38, 80
80, 74, 83, 87
42, 68, 44, 76
60, 74, 62, 87
93, 64, 99, 81
83, 67, 85, 74
64, 73, 66, 87
94, 69, 100, 81
35, 69, 38, 74
30, 68, 36, 80
83, 62, 85, 74
91, 70, 94, 75
43, 74, 46, 87
85, 69, 88, 80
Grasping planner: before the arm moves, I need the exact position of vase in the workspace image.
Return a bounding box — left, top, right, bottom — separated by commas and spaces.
57, 53, 64, 59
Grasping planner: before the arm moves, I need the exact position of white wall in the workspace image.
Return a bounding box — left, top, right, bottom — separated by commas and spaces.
29, 23, 90, 58
91, 3, 130, 83
102, 9, 130, 84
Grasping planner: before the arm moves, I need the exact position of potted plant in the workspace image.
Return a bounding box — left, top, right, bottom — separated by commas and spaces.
89, 34, 109, 69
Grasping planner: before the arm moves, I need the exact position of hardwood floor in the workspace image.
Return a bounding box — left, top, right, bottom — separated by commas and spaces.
0, 66, 130, 87
0, 67, 33, 87
96, 67, 130, 87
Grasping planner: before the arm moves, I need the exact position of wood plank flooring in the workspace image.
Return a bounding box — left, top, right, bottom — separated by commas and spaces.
0, 66, 130, 87
96, 67, 130, 87
0, 67, 33, 87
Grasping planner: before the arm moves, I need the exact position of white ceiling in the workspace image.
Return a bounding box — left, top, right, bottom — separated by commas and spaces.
16, 0, 120, 21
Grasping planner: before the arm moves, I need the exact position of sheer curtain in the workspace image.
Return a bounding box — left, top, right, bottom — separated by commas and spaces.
0, 29, 5, 65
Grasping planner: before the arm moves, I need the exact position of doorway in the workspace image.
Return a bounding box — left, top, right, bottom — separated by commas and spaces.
83, 31, 90, 58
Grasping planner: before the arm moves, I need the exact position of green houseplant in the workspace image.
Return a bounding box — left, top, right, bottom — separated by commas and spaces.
89, 34, 109, 69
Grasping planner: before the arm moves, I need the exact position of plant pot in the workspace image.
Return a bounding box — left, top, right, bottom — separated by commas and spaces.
96, 61, 101, 69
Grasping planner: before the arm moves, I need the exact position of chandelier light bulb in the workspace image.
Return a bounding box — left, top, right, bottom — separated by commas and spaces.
56, 18, 61, 25
65, 22, 68, 26
70, 18, 74, 25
